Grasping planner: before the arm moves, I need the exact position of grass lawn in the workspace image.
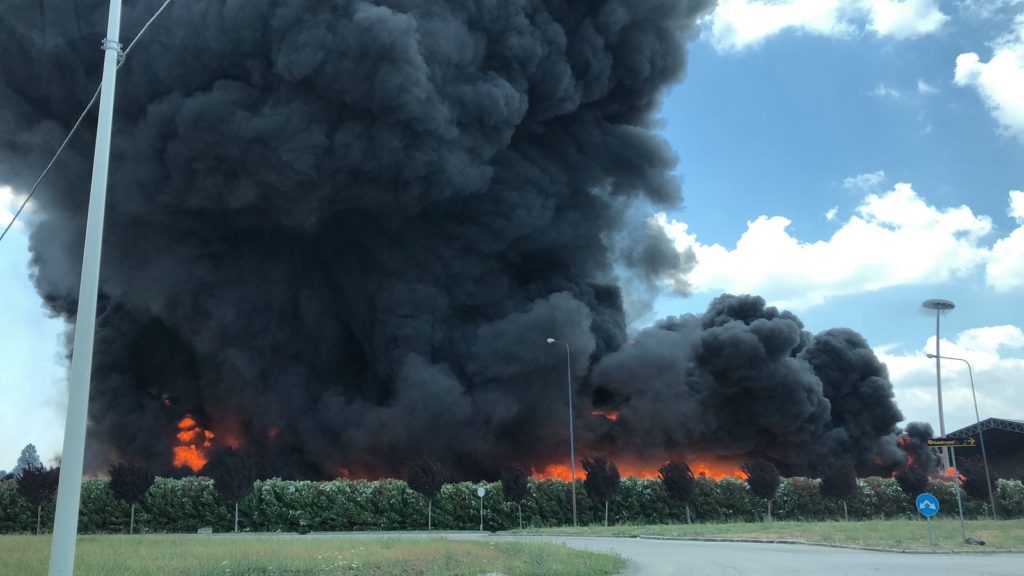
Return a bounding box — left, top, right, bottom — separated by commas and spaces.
508, 519, 1024, 552
0, 534, 624, 576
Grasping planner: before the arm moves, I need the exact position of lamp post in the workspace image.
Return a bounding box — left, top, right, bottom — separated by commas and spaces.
920, 299, 967, 542
922, 299, 955, 468
49, 2, 123, 575
546, 338, 578, 527
927, 353, 997, 520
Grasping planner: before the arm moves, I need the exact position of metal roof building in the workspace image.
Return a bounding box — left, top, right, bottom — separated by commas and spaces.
948, 418, 1024, 480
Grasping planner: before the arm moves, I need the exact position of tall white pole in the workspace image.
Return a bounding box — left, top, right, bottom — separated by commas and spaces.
547, 338, 578, 527
49, 2, 123, 574
564, 341, 577, 528
935, 309, 948, 468
922, 299, 954, 469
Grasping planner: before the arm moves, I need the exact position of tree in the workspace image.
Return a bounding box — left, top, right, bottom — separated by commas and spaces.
13, 444, 42, 477
500, 465, 530, 530
108, 463, 156, 534
743, 458, 781, 522
659, 461, 696, 524
16, 465, 59, 534
819, 459, 857, 521
209, 451, 258, 532
582, 457, 621, 527
895, 466, 929, 502
406, 458, 445, 530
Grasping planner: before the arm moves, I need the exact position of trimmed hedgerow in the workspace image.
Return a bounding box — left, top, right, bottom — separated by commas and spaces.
1, 475, 1021, 534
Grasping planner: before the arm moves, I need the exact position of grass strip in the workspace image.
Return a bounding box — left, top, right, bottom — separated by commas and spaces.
0, 534, 624, 576
507, 518, 1024, 552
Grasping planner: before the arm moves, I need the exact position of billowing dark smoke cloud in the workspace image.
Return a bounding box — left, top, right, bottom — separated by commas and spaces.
587, 294, 915, 476
1, 1, 927, 480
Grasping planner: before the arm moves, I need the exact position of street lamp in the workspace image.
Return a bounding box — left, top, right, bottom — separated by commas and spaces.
926, 353, 997, 519
921, 299, 967, 542
546, 337, 578, 527
922, 299, 955, 468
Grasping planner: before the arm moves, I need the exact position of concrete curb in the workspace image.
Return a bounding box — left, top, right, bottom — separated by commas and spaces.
503, 533, 1021, 555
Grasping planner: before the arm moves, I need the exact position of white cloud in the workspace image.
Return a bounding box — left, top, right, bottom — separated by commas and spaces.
956, 0, 1024, 20
866, 0, 949, 39
707, 0, 949, 52
826, 206, 839, 221
954, 17, 1024, 140
917, 79, 939, 94
879, 325, 1024, 430
872, 83, 902, 98
842, 170, 888, 192
657, 182, 1024, 311
986, 190, 1024, 291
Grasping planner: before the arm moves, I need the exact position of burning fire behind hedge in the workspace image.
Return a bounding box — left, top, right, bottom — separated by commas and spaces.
172, 415, 215, 473
530, 458, 746, 481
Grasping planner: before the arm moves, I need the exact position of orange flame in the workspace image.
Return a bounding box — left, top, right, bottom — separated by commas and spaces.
172, 415, 215, 473
940, 466, 967, 483
530, 459, 745, 481
591, 409, 620, 422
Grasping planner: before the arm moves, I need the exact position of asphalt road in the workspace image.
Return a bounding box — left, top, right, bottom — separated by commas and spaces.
309, 531, 1024, 576
528, 536, 1023, 576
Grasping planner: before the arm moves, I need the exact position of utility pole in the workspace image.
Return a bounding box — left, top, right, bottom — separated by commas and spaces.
49, 2, 123, 574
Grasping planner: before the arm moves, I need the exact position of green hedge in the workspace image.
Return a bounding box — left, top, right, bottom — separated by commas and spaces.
2, 476, 1022, 534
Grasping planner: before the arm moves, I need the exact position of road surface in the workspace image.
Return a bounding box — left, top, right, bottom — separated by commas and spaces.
530, 536, 1022, 576
306, 531, 1023, 575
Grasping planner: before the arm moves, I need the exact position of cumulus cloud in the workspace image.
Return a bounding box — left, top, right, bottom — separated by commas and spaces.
954, 17, 1024, 140
987, 190, 1024, 292
657, 180, 1024, 310
879, 325, 1024, 430
707, 0, 949, 52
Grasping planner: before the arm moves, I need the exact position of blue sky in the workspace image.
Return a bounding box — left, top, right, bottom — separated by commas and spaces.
650, 0, 1024, 440
2, 0, 1023, 470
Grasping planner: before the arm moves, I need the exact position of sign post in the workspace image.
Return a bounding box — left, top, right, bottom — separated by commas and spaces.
930, 438, 968, 541
477, 486, 486, 532
916, 492, 939, 547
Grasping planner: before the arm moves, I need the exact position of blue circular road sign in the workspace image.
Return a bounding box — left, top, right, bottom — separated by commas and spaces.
916, 493, 939, 517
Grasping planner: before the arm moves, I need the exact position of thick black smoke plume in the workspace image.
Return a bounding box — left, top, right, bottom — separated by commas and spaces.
1, 1, 922, 480
588, 294, 915, 476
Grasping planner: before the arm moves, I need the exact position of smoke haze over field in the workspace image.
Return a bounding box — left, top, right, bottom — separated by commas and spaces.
0, 1, 926, 479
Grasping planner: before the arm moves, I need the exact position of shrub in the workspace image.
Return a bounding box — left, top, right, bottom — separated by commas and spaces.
0, 473, 1013, 534
996, 479, 1024, 518
142, 477, 232, 533
108, 463, 155, 534
659, 462, 695, 524
0, 479, 34, 533
405, 459, 445, 530
820, 460, 857, 520
743, 459, 781, 521
500, 465, 529, 529
582, 458, 621, 526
